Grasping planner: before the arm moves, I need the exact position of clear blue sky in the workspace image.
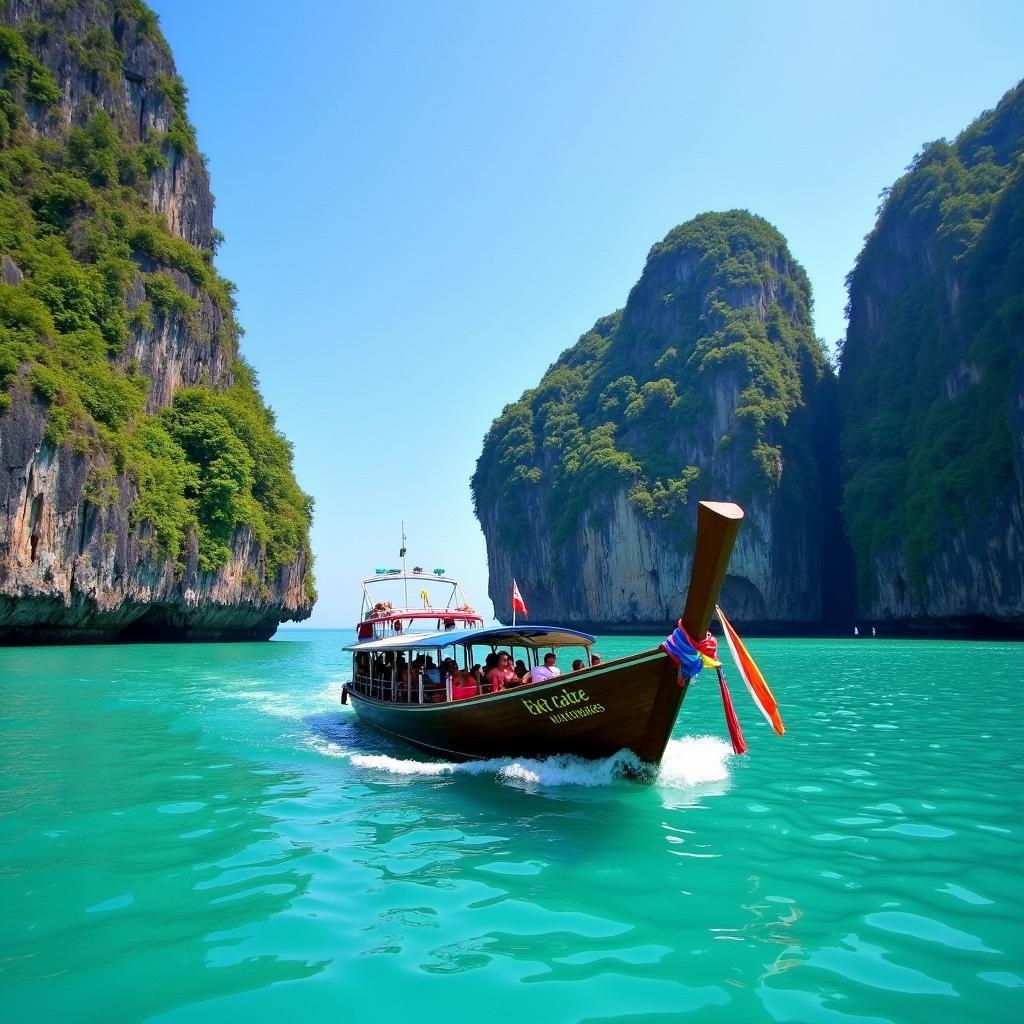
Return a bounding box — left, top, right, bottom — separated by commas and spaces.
153, 0, 1023, 627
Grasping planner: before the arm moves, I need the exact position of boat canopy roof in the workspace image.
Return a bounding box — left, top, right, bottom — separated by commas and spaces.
344, 624, 595, 653
360, 570, 462, 588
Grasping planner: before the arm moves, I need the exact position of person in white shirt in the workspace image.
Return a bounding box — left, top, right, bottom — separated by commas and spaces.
524, 652, 561, 685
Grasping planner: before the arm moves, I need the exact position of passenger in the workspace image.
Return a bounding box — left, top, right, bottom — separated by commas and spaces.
514, 659, 528, 680
486, 652, 518, 694
423, 657, 444, 703
524, 651, 560, 684
572, 659, 584, 671
590, 652, 602, 667
449, 663, 476, 698
470, 664, 484, 686
499, 652, 523, 689
409, 657, 423, 700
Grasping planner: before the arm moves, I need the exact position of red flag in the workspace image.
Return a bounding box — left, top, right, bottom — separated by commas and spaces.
511, 579, 528, 617
716, 605, 784, 736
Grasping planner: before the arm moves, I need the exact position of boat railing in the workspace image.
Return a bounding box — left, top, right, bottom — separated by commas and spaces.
356, 611, 483, 641
349, 671, 476, 704
351, 672, 398, 701
365, 604, 477, 620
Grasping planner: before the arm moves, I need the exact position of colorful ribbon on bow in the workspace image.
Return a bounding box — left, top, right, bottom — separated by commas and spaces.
660, 624, 719, 678
661, 622, 748, 756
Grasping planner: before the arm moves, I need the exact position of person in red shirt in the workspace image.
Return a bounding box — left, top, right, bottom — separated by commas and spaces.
486, 652, 518, 693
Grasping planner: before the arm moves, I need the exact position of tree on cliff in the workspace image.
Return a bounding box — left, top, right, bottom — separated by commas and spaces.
472, 211, 834, 627
840, 80, 1024, 623
0, 1, 314, 639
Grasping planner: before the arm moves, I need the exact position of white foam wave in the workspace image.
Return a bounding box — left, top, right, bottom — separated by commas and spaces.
658, 735, 734, 786
344, 749, 646, 787
330, 734, 736, 791
212, 679, 348, 720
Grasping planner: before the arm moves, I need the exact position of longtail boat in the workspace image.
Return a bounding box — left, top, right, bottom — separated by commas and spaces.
342, 500, 746, 765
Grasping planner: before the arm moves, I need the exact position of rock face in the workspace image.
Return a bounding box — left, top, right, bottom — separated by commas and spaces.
0, 1, 314, 641
472, 212, 839, 630
839, 81, 1024, 632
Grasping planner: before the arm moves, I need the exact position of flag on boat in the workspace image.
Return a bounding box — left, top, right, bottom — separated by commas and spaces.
511, 579, 528, 617
716, 604, 784, 735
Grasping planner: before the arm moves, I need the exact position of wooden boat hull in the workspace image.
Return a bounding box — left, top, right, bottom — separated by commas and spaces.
344, 646, 686, 764
343, 500, 745, 769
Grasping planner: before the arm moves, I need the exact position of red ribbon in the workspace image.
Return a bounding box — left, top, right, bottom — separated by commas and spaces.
716, 667, 748, 755
677, 621, 719, 662
678, 620, 747, 756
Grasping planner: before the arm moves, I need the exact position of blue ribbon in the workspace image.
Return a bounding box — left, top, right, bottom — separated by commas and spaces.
661, 626, 705, 679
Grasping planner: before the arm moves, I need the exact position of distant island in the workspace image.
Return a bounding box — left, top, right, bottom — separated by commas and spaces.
0, 1, 314, 642
473, 82, 1024, 637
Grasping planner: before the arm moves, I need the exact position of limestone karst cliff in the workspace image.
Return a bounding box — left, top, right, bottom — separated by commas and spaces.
472, 211, 839, 630
0, 0, 314, 641
839, 80, 1024, 632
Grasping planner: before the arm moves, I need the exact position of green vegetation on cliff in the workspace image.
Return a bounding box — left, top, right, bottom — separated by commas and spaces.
841, 81, 1024, 592
0, 3, 313, 589
472, 211, 828, 554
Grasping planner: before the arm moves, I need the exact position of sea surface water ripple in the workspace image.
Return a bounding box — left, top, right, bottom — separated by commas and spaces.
0, 631, 1021, 1023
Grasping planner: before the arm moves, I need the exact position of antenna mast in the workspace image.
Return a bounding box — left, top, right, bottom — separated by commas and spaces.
400, 522, 408, 611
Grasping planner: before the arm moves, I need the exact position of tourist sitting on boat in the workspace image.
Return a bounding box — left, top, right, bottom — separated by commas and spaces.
524, 651, 560, 684
514, 659, 528, 680
406, 656, 423, 697
572, 658, 584, 671
448, 663, 477, 700
395, 661, 409, 701
469, 664, 483, 685
590, 653, 602, 666
486, 652, 518, 693
422, 658, 445, 703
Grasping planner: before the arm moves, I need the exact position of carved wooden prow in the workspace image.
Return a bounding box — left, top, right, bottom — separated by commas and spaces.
680, 501, 744, 638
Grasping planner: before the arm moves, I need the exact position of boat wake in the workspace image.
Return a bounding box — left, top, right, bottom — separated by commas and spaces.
313, 733, 735, 791
658, 735, 734, 787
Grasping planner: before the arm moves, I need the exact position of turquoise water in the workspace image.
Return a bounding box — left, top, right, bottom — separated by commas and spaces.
1, 632, 1021, 1023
